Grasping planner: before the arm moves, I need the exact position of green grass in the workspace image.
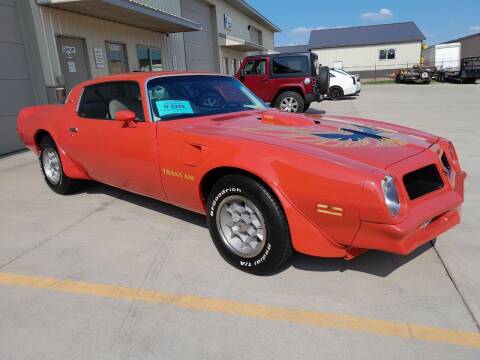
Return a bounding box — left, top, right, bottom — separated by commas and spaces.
361, 79, 395, 85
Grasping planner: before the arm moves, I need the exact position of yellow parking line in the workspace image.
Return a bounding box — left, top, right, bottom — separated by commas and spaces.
0, 272, 479, 349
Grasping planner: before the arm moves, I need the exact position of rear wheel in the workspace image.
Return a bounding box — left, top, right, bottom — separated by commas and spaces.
275, 91, 304, 113
328, 86, 343, 100
206, 174, 292, 275
39, 136, 83, 194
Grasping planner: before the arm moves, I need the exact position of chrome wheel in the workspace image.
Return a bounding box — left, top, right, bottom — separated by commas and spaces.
279, 96, 299, 112
42, 147, 61, 185
216, 195, 267, 258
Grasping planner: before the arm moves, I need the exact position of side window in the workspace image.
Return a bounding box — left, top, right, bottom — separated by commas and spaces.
387, 48, 396, 60
78, 82, 144, 121
379, 49, 395, 60
272, 56, 308, 75
243, 59, 266, 75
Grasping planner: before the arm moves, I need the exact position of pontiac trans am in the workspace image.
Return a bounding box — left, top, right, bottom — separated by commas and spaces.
17, 72, 466, 274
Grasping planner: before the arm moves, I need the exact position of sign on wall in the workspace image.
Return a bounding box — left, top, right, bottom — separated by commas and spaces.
224, 14, 232, 31
93, 47, 105, 68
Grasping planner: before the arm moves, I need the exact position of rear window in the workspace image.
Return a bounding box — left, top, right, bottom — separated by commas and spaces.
272, 56, 308, 75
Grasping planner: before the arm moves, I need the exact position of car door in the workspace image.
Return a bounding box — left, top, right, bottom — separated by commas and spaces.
67, 81, 166, 200
239, 57, 271, 101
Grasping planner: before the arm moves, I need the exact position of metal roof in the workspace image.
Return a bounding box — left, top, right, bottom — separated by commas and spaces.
443, 32, 480, 44
274, 45, 310, 53
37, 0, 202, 33
309, 22, 425, 49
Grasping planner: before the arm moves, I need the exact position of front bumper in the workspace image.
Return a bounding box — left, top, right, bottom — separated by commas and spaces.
351, 169, 466, 255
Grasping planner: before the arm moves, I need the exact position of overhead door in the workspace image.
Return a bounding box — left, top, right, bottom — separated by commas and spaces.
0, 0, 36, 154
181, 0, 218, 72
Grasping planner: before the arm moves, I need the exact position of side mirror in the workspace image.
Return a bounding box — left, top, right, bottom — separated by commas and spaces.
114, 110, 136, 122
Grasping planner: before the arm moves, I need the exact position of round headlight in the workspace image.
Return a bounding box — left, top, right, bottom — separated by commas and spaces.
304, 77, 311, 85
381, 175, 400, 216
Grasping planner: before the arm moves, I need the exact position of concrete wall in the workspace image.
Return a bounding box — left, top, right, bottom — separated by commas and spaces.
0, 0, 37, 154
312, 42, 422, 73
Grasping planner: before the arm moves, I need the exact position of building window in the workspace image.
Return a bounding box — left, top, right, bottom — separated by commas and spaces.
249, 25, 262, 46
379, 48, 396, 60
233, 58, 238, 74
223, 57, 229, 74
106, 42, 128, 74
137, 46, 163, 72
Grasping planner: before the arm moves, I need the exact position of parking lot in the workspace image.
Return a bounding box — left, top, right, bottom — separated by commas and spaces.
1, 82, 479, 359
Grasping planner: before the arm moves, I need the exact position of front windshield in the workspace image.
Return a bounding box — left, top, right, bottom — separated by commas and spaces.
147, 75, 267, 121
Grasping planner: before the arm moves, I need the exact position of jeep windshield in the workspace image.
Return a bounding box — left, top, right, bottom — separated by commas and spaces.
147, 75, 267, 121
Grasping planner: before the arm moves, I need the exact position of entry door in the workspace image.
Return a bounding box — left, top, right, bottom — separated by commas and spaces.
240, 57, 270, 101
56, 36, 90, 92
106, 42, 128, 74
66, 81, 166, 200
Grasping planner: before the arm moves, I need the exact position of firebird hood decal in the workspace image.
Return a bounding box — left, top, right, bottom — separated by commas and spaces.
230, 123, 407, 148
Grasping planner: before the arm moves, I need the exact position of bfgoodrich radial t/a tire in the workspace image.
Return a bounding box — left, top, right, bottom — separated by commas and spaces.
39, 136, 83, 195
207, 175, 292, 275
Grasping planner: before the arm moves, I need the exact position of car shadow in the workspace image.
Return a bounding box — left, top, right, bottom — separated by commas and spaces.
80, 181, 433, 277
305, 108, 326, 114
83, 181, 206, 228
288, 242, 433, 277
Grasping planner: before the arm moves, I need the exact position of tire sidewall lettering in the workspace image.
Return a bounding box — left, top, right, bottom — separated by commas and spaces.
209, 187, 242, 217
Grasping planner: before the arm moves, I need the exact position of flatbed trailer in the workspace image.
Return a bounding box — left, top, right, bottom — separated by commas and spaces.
436, 56, 480, 83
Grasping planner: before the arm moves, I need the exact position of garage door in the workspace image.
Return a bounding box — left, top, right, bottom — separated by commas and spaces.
0, 0, 35, 155
181, 0, 218, 72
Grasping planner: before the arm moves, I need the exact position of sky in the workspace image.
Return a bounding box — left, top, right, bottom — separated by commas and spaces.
249, 0, 480, 47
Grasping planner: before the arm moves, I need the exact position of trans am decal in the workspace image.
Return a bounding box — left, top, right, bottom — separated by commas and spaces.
232, 123, 407, 147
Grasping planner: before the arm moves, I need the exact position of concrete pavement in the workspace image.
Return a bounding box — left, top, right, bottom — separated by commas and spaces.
0, 82, 479, 359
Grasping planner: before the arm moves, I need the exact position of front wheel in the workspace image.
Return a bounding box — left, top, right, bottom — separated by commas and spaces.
39, 136, 83, 194
206, 175, 292, 275
275, 91, 304, 113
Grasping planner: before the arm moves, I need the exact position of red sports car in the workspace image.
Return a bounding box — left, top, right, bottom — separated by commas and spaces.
17, 72, 466, 274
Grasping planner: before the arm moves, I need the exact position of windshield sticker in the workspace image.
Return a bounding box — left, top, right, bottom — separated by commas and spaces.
156, 100, 193, 117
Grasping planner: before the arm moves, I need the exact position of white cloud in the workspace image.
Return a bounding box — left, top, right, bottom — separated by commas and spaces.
360, 8, 393, 21
469, 25, 480, 32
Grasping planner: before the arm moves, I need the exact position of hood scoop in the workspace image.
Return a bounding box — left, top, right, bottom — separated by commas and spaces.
260, 111, 315, 126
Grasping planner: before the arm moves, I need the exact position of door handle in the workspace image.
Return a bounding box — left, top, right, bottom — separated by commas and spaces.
69, 127, 79, 133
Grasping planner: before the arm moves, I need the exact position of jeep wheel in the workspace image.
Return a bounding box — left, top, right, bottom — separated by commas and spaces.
206, 175, 292, 275
39, 136, 83, 195
275, 91, 304, 113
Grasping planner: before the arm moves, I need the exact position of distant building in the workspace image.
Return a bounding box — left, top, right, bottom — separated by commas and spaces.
424, 32, 480, 60
275, 22, 425, 79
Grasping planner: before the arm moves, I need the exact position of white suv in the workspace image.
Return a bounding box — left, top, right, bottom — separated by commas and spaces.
328, 69, 361, 100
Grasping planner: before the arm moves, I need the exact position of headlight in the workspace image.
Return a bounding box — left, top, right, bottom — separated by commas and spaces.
381, 175, 400, 216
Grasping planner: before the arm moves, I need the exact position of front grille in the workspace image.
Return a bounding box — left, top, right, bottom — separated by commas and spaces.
403, 164, 444, 200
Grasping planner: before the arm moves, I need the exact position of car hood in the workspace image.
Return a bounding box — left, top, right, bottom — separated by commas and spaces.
187, 110, 438, 170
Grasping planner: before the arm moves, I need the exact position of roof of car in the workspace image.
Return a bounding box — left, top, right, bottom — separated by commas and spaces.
274, 45, 310, 53
79, 71, 229, 86
308, 22, 425, 49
